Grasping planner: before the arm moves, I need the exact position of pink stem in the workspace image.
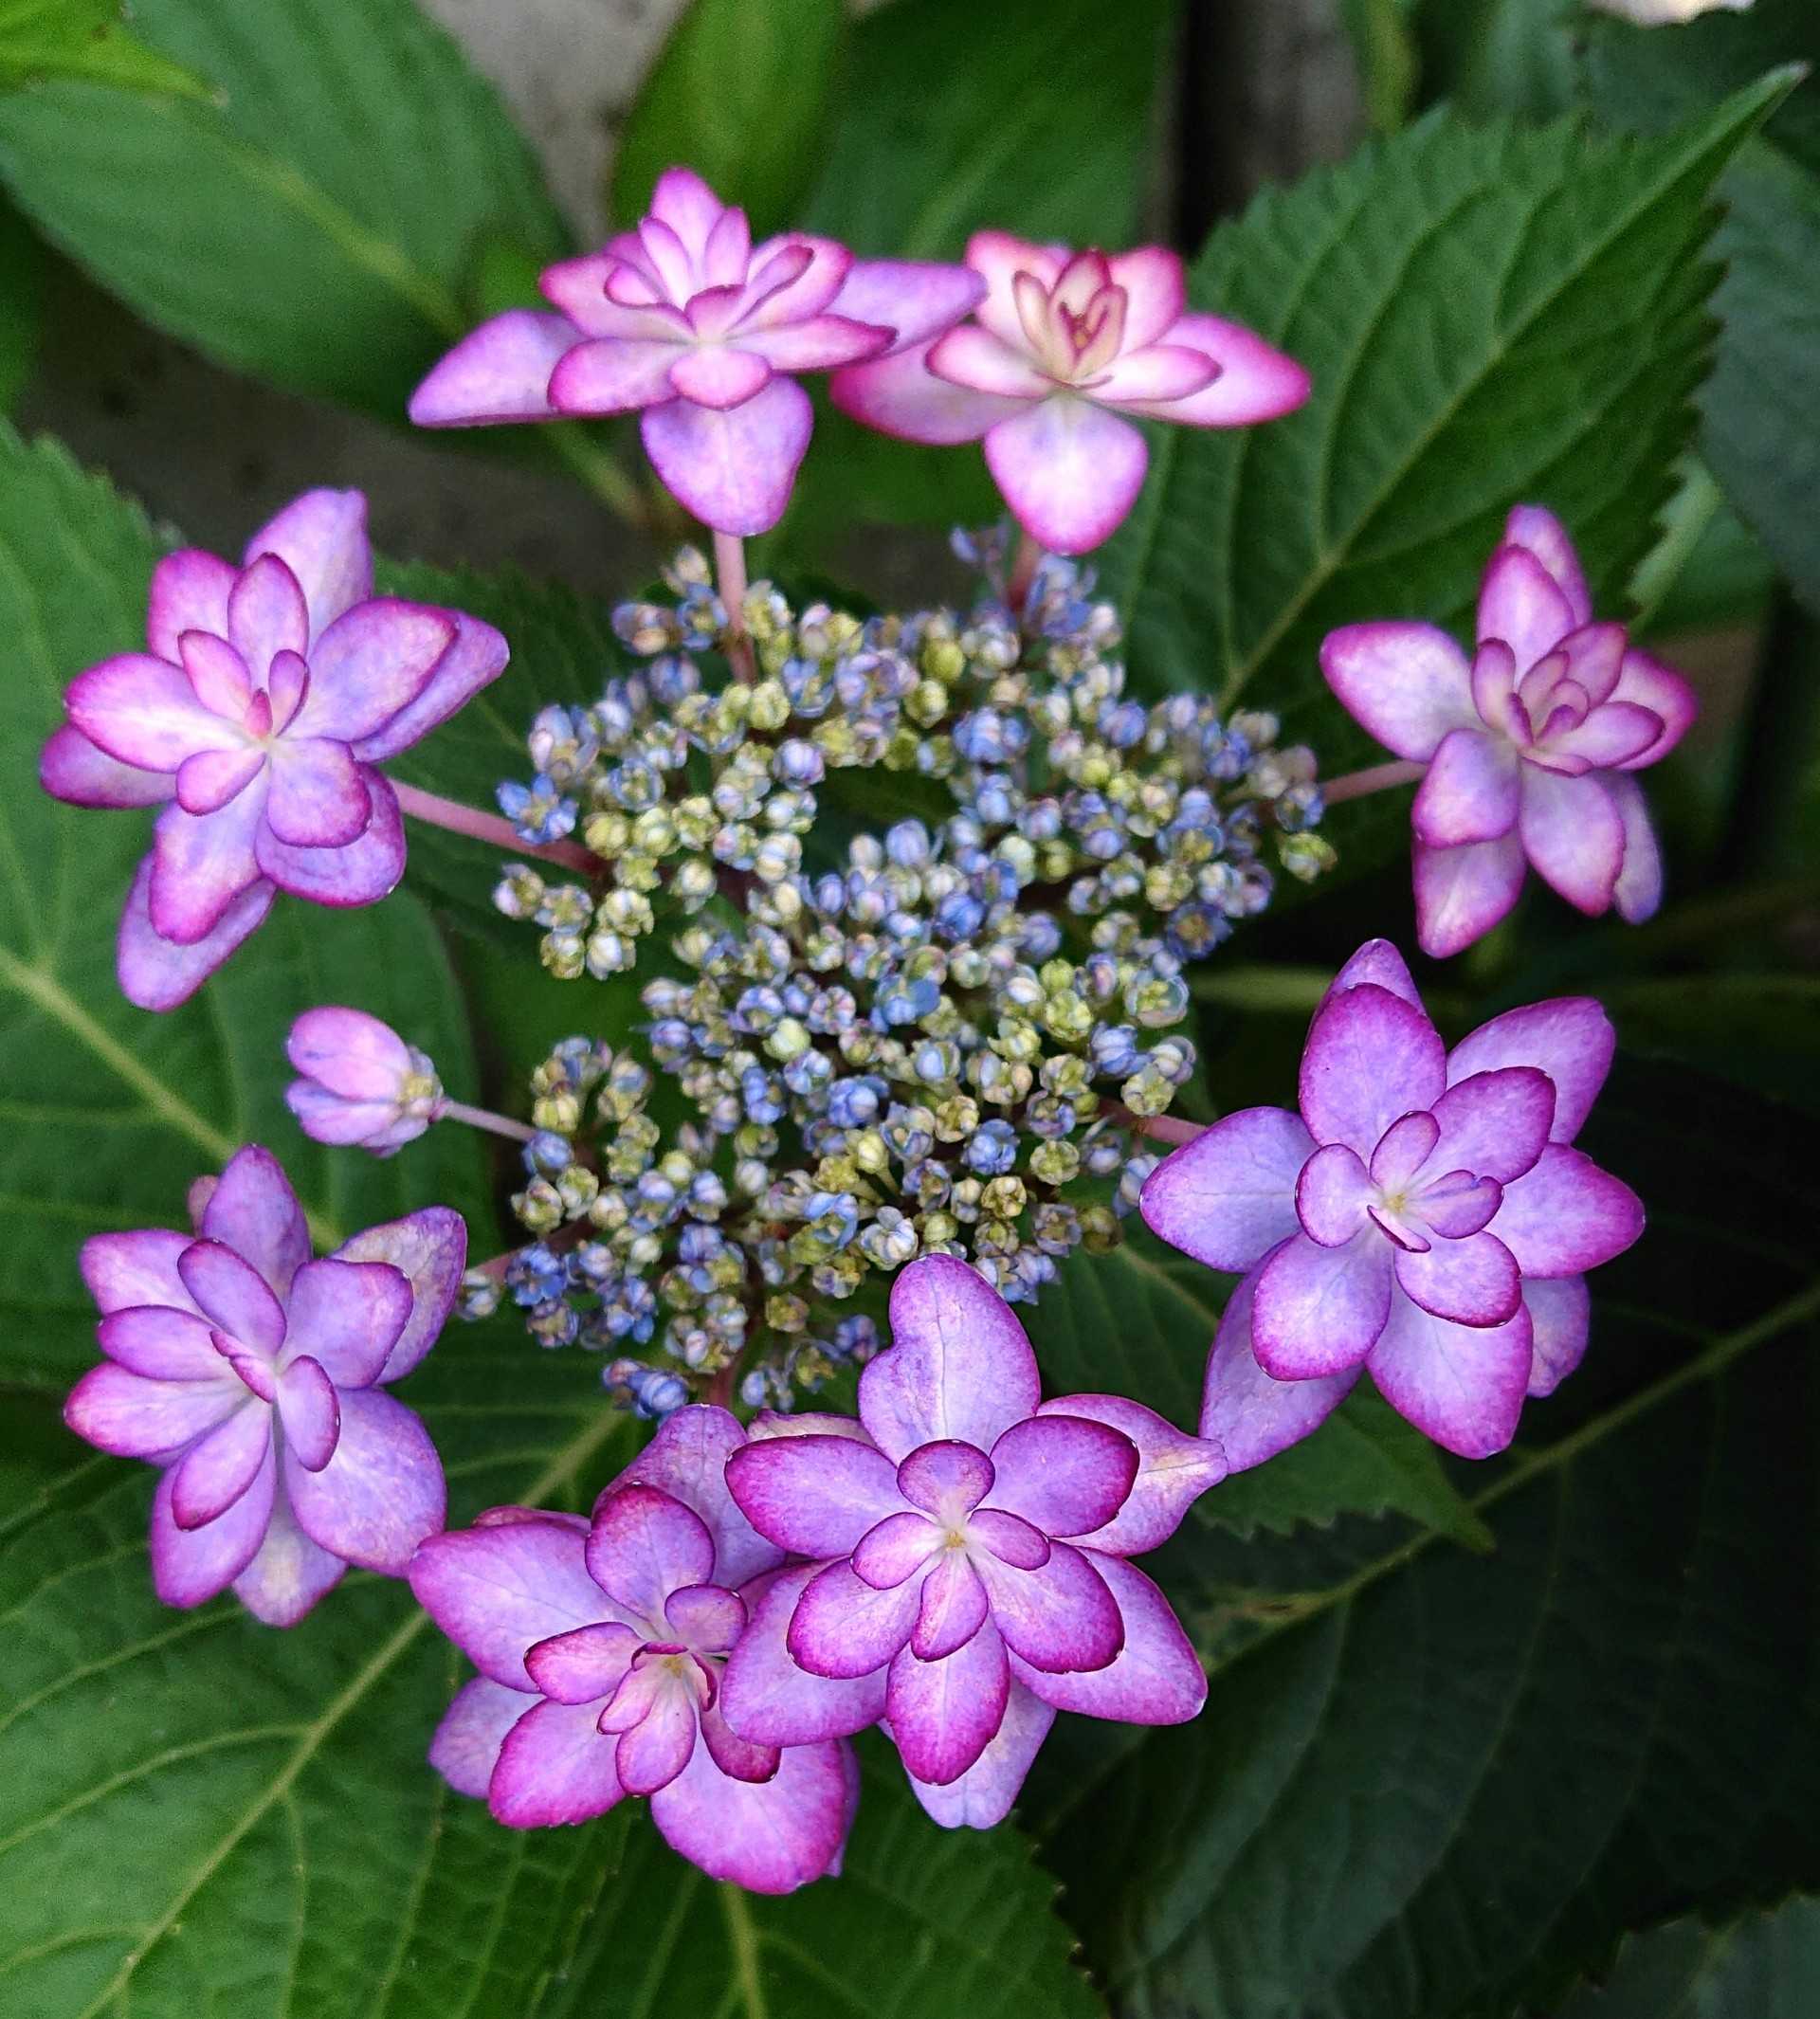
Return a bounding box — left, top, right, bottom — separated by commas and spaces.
1126, 1111, 1208, 1147
1320, 757, 1426, 806
1007, 531, 1045, 610
440, 1099, 538, 1144
715, 529, 756, 682
391, 780, 599, 874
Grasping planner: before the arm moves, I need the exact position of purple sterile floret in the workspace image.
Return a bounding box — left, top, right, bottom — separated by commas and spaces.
1141, 937, 1643, 1463
285, 1005, 446, 1155
409, 166, 982, 537
719, 1256, 1219, 1828
1319, 504, 1699, 957
39, 488, 509, 1010
830, 231, 1309, 554
410, 1405, 856, 1893
64, 1144, 463, 1624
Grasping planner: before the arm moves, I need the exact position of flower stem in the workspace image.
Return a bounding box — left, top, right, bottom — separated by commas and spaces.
1110, 1104, 1207, 1147
714, 530, 757, 682
440, 1099, 539, 1144
1320, 756, 1426, 806
391, 780, 599, 874
1007, 531, 1045, 609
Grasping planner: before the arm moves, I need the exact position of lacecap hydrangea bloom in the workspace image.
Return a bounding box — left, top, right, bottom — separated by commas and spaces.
1143, 939, 1643, 1461
410, 1407, 856, 1893
1320, 506, 1697, 957
40, 489, 508, 1008
64, 1146, 462, 1622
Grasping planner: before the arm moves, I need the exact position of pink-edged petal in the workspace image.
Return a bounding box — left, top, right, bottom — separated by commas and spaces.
1369, 1112, 1439, 1192
612, 1683, 699, 1796
1518, 765, 1625, 916
866, 1254, 1040, 1462
723, 1433, 903, 1558
256, 766, 405, 907
1106, 246, 1185, 349
913, 1552, 991, 1660
886, 1621, 1010, 1787
1126, 310, 1310, 426
928, 324, 1051, 400
428, 1677, 529, 1799
1478, 544, 1574, 673
200, 1144, 309, 1299
148, 1444, 275, 1607
665, 1582, 745, 1654
409, 1517, 617, 1688
1523, 1276, 1591, 1397
97, 1304, 221, 1381
149, 793, 264, 943
408, 310, 573, 427
1610, 649, 1698, 768
1092, 342, 1219, 408
64, 1360, 240, 1459
965, 229, 1064, 344
735, 314, 889, 373
489, 1698, 626, 1828
169, 1400, 273, 1528
231, 1482, 346, 1625
545, 335, 686, 415
117, 860, 274, 1011
539, 252, 686, 337
1447, 999, 1615, 1144
1319, 621, 1476, 763
285, 1006, 411, 1100
275, 1354, 340, 1471
292, 599, 455, 743
1367, 1288, 1533, 1460
176, 628, 251, 719
284, 1386, 444, 1573
176, 745, 265, 817
1418, 1173, 1503, 1239
1608, 772, 1665, 923
1199, 1259, 1360, 1471
40, 724, 172, 808
1037, 1394, 1226, 1555
828, 340, 1019, 445
1490, 1144, 1644, 1277
227, 553, 308, 679
1295, 1141, 1374, 1247
604, 1403, 782, 1589
977, 1540, 1121, 1674
1429, 1066, 1556, 1185
1009, 1553, 1205, 1724
647, 165, 726, 254
264, 737, 371, 849
719, 1563, 889, 1744
1546, 700, 1664, 770
1325, 937, 1423, 1012
966, 1508, 1051, 1570
1503, 505, 1591, 626
896, 1439, 994, 1517
640, 379, 812, 536
82, 1227, 194, 1316
1300, 983, 1447, 1155
66, 653, 237, 771
350, 610, 510, 763
698, 1697, 778, 1785
787, 1559, 919, 1680
665, 343, 774, 409
904, 1679, 1054, 1830
327, 1207, 464, 1384
985, 1413, 1138, 1538
737, 232, 853, 326
1470, 638, 1523, 739
831, 259, 985, 350
1252, 1229, 1393, 1378
587, 1484, 716, 1622
178, 1237, 286, 1353
852, 1511, 943, 1590
649, 1732, 852, 1894
1393, 1230, 1520, 1327
1138, 1105, 1313, 1272
147, 548, 236, 659
983, 397, 1147, 555
1413, 831, 1527, 960
1413, 727, 1520, 846
245, 490, 373, 638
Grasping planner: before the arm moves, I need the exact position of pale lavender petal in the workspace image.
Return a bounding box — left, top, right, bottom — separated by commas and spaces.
1524, 1276, 1591, 1396
1295, 1141, 1374, 1247
604, 1403, 782, 1588
896, 1440, 994, 1517
281, 1257, 410, 1390
1504, 505, 1591, 626
351, 611, 510, 764
1413, 831, 1527, 960
276, 1354, 340, 1471
1323, 937, 1423, 1011
965, 228, 1064, 345
199, 1144, 310, 1298
1413, 727, 1520, 846
1093, 342, 1221, 408
719, 1563, 888, 1744
149, 793, 264, 943
409, 1517, 617, 1688
586, 1484, 716, 1623
170, 1400, 272, 1528
1299, 983, 1447, 1155
547, 336, 689, 414
40, 724, 171, 808
489, 1698, 625, 1828
851, 1511, 942, 1590
291, 600, 453, 743
97, 1304, 220, 1381
117, 859, 274, 1011
1517, 766, 1625, 915
983, 397, 1148, 555
1556, 621, 1627, 707
697, 1697, 778, 1785
1610, 649, 1699, 768
1429, 1066, 1556, 1183
1009, 1554, 1205, 1724
1138, 1105, 1313, 1271
665, 344, 772, 409
1106, 246, 1185, 348
148, 1444, 275, 1607
82, 1227, 194, 1316
649, 1733, 852, 1894
178, 1238, 287, 1353
640, 379, 812, 536
1126, 310, 1310, 426
1199, 1261, 1359, 1471
408, 310, 573, 426
540, 253, 682, 338
613, 1683, 699, 1795
1489, 1145, 1643, 1276
1477, 544, 1574, 673
886, 1622, 1010, 1787
286, 1006, 412, 1100
1037, 1394, 1225, 1555
965, 1508, 1051, 1569
1252, 1229, 1392, 1378
1547, 700, 1663, 770
333, 1207, 466, 1384
64, 1360, 240, 1459
244, 489, 373, 637
985, 1414, 1138, 1538
1369, 1112, 1439, 1191
230, 1482, 346, 1626
1608, 772, 1665, 924
227, 554, 309, 681
284, 1387, 444, 1573
1319, 622, 1476, 762
255, 767, 405, 907
787, 1559, 919, 1679
1417, 1174, 1503, 1240
147, 548, 236, 659
428, 1677, 529, 1799
264, 737, 371, 849
830, 259, 985, 349
66, 653, 238, 772
928, 324, 1051, 400
175, 745, 264, 816
912, 1552, 990, 1660
828, 340, 1017, 445
904, 1679, 1054, 1830
664, 1582, 745, 1653
734, 314, 889, 373
977, 1541, 1121, 1674
723, 1433, 902, 1560
1394, 1231, 1520, 1328
1367, 1287, 1533, 1459
737, 232, 851, 325
865, 1254, 1040, 1461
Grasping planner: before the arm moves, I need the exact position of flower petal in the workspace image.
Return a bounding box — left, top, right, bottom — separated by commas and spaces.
244, 490, 373, 639
896, 1439, 994, 1517
284, 1387, 444, 1573
928, 324, 1051, 399
147, 548, 236, 659
275, 1353, 341, 1470
117, 859, 274, 1011
982, 397, 1147, 555
1412, 727, 1520, 846
1608, 771, 1665, 924
64, 1360, 241, 1459
1295, 1141, 1374, 1247
1121, 309, 1310, 425
175, 745, 265, 817
1092, 341, 1220, 408
966, 1508, 1051, 1569
410, 1517, 618, 1688
735, 314, 889, 373
1102, 246, 1185, 348
170, 1400, 273, 1528
1393, 1230, 1520, 1327
788, 1559, 919, 1680
1199, 1260, 1359, 1470
830, 259, 985, 350
913, 1552, 991, 1660
149, 793, 265, 944
587, 1484, 716, 1623
985, 1414, 1138, 1538
264, 737, 371, 849
255, 766, 405, 907
828, 340, 1017, 444
489, 1698, 626, 1828
1429, 1066, 1556, 1182
1417, 1173, 1503, 1240
904, 1678, 1054, 1831
613, 1682, 700, 1796
1477, 544, 1574, 673
719, 1563, 889, 1744
1489, 1144, 1644, 1276
1009, 1553, 1205, 1724
697, 1696, 778, 1785
97, 1303, 220, 1380
1503, 505, 1591, 626
724, 1433, 903, 1558
1323, 937, 1424, 1012
408, 309, 573, 426
604, 1403, 782, 1589
40, 724, 172, 808
82, 1227, 195, 1317
350, 611, 510, 764
1524, 1275, 1591, 1397
148, 1444, 275, 1607
230, 1483, 346, 1626
542, 335, 686, 415
649, 1732, 852, 1893
1320, 622, 1476, 762
977, 1540, 1122, 1674
1413, 831, 1526, 959
1138, 1105, 1313, 1271
227, 553, 309, 681
66, 653, 238, 771
1036, 1394, 1225, 1555
1299, 982, 1447, 1155
1252, 1229, 1393, 1377
1518, 765, 1625, 915
1367, 1288, 1533, 1459
664, 344, 773, 409
1610, 648, 1698, 768
1446, 999, 1614, 1145
1547, 700, 1664, 770
178, 1237, 287, 1353
201, 1144, 310, 1299
886, 1621, 1010, 1787
851, 1510, 943, 1589
865, 1254, 1040, 1462
965, 229, 1063, 346
286, 1006, 411, 1101
540, 254, 683, 338
292, 599, 455, 744
428, 1677, 530, 1799
640, 378, 812, 536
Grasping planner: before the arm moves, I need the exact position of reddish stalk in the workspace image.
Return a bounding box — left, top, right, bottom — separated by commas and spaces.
1320, 757, 1426, 806
714, 529, 757, 683
391, 780, 599, 874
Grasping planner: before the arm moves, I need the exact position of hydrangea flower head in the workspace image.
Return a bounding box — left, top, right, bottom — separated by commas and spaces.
286, 1006, 446, 1154
718, 1255, 1221, 1828
410, 1406, 857, 1892
410, 166, 984, 536
1320, 506, 1698, 956
830, 233, 1310, 553
64, 1145, 463, 1623
1142, 939, 1644, 1462
40, 489, 509, 1009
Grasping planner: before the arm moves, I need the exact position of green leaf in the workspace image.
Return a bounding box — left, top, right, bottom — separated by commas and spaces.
0, 0, 209, 99
1555, 1895, 1820, 2019
1039, 1062, 1820, 2018
611, 0, 846, 240
1098, 80, 1787, 887
1341, 0, 1421, 135
0, 193, 42, 409
1410, 0, 1578, 122
0, 0, 566, 417
1630, 456, 1774, 638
